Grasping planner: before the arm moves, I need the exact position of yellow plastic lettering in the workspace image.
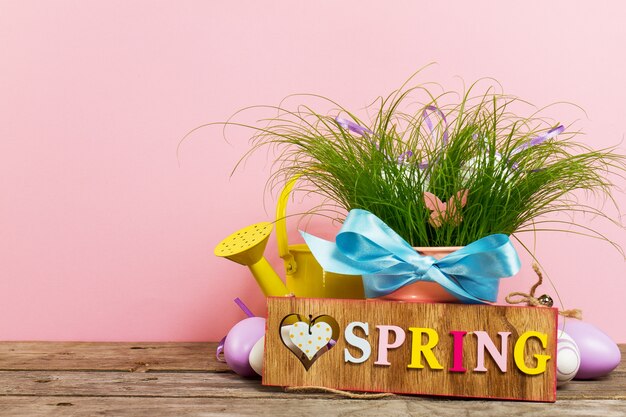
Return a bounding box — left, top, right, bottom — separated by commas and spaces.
514, 331, 551, 375
407, 327, 443, 370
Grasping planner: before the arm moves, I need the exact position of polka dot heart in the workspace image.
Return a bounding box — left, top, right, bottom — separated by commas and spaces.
289, 321, 332, 360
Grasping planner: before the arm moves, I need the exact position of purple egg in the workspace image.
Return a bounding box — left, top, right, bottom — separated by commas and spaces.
558, 317, 621, 380
224, 317, 266, 377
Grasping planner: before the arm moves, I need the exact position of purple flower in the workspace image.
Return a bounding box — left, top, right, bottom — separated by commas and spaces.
335, 117, 373, 136
397, 150, 414, 164
511, 125, 565, 156
423, 105, 449, 145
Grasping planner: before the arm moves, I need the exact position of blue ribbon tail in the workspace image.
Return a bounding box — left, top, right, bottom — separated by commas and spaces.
300, 231, 376, 276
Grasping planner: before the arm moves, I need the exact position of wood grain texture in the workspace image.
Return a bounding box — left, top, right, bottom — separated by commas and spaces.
0, 369, 623, 400
0, 342, 229, 372
0, 397, 624, 417
0, 341, 622, 416
264, 298, 558, 402
0, 371, 282, 398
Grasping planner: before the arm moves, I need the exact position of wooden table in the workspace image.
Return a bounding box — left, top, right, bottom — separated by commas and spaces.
0, 342, 624, 416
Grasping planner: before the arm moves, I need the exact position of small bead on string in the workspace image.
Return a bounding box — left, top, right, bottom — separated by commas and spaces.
505, 263, 582, 319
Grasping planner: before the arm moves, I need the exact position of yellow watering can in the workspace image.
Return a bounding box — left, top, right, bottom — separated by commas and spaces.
214, 177, 365, 299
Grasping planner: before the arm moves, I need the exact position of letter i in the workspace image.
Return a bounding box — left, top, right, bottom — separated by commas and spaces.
449, 331, 467, 373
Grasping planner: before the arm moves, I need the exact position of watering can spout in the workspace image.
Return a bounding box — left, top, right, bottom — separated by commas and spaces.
215, 176, 364, 299
214, 222, 289, 297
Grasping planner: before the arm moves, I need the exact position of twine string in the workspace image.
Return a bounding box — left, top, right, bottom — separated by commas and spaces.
505, 263, 545, 306
285, 386, 395, 399
505, 263, 583, 319
560, 309, 583, 319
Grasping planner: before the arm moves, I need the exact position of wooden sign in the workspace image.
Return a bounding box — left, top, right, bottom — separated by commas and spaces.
263, 297, 557, 402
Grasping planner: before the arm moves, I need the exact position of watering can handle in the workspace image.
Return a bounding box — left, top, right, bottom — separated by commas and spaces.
275, 175, 299, 274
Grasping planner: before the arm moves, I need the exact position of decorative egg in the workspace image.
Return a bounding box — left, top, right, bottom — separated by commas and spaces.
280, 324, 298, 351
248, 336, 265, 376
558, 317, 621, 379
224, 317, 266, 377
556, 331, 580, 386
461, 153, 515, 186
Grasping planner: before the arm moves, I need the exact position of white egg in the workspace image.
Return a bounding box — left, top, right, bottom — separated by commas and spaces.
557, 330, 581, 386
379, 164, 429, 194
461, 154, 516, 186
280, 324, 298, 351
248, 336, 265, 376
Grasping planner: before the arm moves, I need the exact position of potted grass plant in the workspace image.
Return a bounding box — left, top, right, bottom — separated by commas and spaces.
226, 76, 625, 303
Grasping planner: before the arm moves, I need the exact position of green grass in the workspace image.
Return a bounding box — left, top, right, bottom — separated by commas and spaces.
210, 77, 626, 251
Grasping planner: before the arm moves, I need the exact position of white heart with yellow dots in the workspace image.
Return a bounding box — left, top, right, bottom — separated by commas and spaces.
289, 321, 332, 360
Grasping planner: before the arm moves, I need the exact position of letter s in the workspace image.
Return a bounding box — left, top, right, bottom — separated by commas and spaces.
344, 321, 371, 364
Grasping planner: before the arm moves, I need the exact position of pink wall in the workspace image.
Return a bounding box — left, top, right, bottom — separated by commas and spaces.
1, 1, 624, 342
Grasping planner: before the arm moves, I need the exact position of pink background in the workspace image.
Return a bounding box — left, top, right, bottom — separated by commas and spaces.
1, 1, 624, 342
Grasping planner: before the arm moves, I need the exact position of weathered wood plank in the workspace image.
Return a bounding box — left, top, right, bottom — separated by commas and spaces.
0, 342, 623, 404
0, 371, 281, 399
557, 374, 626, 400
0, 396, 625, 417
0, 342, 622, 416
0, 370, 623, 400
0, 342, 229, 372
0, 341, 622, 376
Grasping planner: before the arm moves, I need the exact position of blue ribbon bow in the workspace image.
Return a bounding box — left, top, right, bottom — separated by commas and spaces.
301, 209, 521, 304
